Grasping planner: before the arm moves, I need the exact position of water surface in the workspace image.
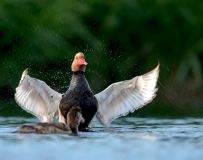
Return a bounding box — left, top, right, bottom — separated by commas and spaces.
0, 117, 203, 160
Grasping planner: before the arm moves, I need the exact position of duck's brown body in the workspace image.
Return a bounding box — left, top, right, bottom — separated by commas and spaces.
16, 123, 69, 134
59, 71, 98, 131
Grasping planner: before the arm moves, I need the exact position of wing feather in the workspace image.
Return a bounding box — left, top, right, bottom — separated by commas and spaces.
15, 69, 62, 122
95, 64, 159, 126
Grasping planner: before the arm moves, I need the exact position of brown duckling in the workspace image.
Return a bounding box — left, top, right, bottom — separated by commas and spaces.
66, 106, 85, 134
16, 107, 84, 135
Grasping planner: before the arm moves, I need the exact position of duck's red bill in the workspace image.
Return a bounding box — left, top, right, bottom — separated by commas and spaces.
78, 59, 88, 65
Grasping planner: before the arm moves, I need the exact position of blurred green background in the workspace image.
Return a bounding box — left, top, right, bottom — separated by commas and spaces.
0, 0, 203, 117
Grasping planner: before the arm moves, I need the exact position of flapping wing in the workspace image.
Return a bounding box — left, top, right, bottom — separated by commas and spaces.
15, 69, 62, 122
95, 64, 159, 126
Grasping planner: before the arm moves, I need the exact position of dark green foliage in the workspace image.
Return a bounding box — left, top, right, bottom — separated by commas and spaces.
0, 0, 203, 116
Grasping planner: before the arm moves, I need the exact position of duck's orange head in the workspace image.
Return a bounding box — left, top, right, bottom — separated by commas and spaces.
71, 52, 88, 72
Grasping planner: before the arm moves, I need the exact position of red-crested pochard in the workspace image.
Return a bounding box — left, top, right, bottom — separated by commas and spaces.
15, 52, 159, 129
59, 52, 98, 131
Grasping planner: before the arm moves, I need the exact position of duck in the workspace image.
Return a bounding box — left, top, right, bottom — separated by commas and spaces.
16, 106, 85, 135
15, 52, 159, 129
59, 52, 98, 131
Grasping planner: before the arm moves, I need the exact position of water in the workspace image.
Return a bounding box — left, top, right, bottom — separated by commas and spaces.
0, 117, 203, 160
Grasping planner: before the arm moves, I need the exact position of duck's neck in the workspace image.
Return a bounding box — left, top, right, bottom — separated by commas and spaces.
69, 71, 91, 91
73, 71, 85, 75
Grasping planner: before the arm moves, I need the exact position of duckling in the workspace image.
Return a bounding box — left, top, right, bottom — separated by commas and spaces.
16, 106, 84, 135
66, 106, 85, 134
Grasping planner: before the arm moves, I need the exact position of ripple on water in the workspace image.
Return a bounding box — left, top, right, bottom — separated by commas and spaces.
0, 117, 203, 160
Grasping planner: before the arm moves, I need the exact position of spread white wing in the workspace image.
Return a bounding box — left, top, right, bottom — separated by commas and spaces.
15, 69, 62, 122
95, 64, 159, 126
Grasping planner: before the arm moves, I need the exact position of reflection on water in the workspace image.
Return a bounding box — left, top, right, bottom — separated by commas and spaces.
0, 117, 203, 160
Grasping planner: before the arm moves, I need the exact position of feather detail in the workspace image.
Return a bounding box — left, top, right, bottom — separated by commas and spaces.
95, 64, 159, 126
15, 69, 62, 122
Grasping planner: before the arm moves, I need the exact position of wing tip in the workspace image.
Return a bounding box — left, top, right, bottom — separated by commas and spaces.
22, 68, 29, 80
142, 63, 160, 79
151, 63, 160, 75
18, 68, 29, 86
155, 63, 160, 73
15, 68, 29, 105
